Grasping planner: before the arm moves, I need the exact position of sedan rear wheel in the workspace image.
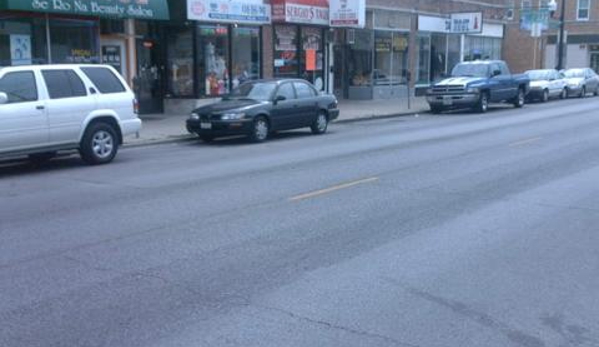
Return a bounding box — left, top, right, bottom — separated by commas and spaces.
249, 116, 269, 143
560, 88, 568, 99
311, 111, 328, 135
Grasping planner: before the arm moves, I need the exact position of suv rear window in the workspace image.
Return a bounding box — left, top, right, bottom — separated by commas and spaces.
81, 67, 126, 94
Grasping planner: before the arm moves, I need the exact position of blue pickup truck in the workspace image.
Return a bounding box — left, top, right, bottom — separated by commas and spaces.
426, 60, 530, 113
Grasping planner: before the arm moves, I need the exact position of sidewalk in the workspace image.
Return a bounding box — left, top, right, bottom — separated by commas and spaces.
124, 97, 429, 146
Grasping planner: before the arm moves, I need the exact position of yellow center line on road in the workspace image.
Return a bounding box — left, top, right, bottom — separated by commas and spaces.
509, 137, 543, 147
289, 177, 379, 202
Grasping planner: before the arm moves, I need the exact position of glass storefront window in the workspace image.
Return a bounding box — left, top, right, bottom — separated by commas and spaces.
430, 35, 446, 82
300, 27, 324, 90
232, 27, 260, 89
374, 31, 408, 86
447, 35, 461, 74
198, 25, 229, 97
417, 35, 431, 84
0, 17, 47, 66
274, 25, 299, 79
348, 29, 373, 86
49, 18, 99, 64
166, 26, 194, 97
464, 36, 502, 61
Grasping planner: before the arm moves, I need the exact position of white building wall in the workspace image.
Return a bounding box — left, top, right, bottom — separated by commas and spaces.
545, 44, 556, 69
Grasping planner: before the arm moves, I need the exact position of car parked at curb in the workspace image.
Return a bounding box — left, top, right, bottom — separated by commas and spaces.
0, 64, 141, 165
186, 79, 339, 143
525, 69, 568, 102
561, 68, 599, 98
426, 60, 530, 113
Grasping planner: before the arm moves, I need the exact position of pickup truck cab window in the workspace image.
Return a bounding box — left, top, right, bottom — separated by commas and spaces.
0, 71, 38, 104
500, 63, 511, 76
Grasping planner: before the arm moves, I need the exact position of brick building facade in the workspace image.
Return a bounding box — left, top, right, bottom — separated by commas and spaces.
503, 0, 599, 73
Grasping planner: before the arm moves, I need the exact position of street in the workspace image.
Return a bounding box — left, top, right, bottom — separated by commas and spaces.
1, 98, 599, 347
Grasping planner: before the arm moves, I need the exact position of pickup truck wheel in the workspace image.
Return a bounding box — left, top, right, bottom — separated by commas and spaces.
311, 111, 328, 135
475, 92, 489, 113
514, 88, 525, 108
430, 105, 443, 114
541, 89, 549, 103
80, 122, 118, 165
28, 152, 57, 165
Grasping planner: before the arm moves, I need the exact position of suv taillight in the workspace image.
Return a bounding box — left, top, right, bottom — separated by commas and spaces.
133, 99, 139, 114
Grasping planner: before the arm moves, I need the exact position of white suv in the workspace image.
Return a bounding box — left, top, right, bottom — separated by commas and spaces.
0, 64, 141, 165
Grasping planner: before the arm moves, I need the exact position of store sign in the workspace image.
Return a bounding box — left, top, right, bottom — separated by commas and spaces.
188, 0, 271, 24
272, 0, 329, 25
0, 0, 170, 20
450, 12, 482, 34
418, 13, 483, 34
329, 0, 365, 28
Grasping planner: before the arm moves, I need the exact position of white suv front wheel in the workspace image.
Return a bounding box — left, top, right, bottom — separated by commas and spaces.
80, 122, 119, 165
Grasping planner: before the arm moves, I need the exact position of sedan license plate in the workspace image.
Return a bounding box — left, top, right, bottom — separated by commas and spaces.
442, 96, 453, 106
200, 122, 212, 130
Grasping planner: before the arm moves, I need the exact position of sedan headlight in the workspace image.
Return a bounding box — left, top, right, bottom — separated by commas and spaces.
189, 113, 200, 120
220, 112, 246, 120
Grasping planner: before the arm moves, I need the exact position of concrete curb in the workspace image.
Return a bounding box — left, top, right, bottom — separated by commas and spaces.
123, 109, 430, 148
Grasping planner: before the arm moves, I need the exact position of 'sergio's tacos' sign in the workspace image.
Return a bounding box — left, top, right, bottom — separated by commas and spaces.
1, 0, 169, 20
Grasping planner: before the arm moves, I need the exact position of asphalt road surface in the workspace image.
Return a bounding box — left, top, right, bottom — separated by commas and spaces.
2, 99, 599, 347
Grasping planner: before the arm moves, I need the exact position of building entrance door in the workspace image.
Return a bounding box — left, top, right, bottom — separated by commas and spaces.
590, 52, 599, 74
135, 39, 164, 114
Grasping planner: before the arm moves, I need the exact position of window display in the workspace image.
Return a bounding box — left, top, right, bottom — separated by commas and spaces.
198, 25, 230, 96
166, 27, 194, 97
300, 27, 324, 89
348, 29, 373, 86
374, 31, 408, 86
232, 27, 260, 89
274, 25, 299, 78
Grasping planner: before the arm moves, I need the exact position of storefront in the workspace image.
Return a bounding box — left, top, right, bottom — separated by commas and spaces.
416, 14, 503, 90
334, 9, 410, 100
272, 0, 329, 91
0, 1, 169, 67
160, 0, 269, 113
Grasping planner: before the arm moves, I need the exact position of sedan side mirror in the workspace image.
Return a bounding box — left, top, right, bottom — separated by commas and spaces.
274, 95, 286, 104
0, 92, 8, 105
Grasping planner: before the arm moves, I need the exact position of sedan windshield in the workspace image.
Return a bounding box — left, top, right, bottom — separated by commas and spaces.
225, 82, 277, 101
563, 69, 585, 78
526, 70, 551, 81
451, 64, 490, 78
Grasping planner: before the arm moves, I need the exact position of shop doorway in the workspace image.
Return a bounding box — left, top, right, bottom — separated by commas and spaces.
101, 40, 127, 79
135, 39, 164, 114
333, 44, 347, 99
590, 52, 599, 74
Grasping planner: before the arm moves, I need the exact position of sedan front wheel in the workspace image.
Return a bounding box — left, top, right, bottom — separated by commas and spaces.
311, 111, 328, 135
249, 116, 269, 143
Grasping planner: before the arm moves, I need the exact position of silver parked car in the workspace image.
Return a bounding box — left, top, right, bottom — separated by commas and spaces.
562, 68, 599, 98
525, 69, 568, 102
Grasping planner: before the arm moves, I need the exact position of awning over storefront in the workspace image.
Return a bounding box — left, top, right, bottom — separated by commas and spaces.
0, 0, 170, 20
272, 0, 329, 26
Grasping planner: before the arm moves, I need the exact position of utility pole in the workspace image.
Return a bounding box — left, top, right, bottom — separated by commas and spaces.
556, 0, 567, 70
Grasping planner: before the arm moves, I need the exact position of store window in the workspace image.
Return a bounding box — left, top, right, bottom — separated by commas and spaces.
447, 35, 461, 74
274, 25, 300, 79
300, 27, 324, 89
374, 31, 409, 86
348, 29, 373, 86
417, 35, 431, 84
231, 27, 260, 89
0, 17, 47, 66
198, 25, 230, 97
49, 19, 99, 64
464, 36, 502, 61
166, 26, 194, 97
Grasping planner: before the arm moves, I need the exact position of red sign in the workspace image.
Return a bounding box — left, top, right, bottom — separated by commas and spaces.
305, 49, 316, 71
